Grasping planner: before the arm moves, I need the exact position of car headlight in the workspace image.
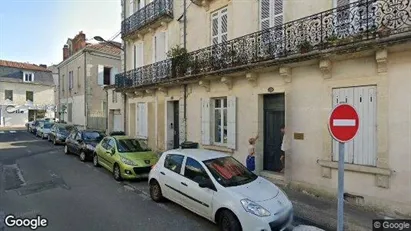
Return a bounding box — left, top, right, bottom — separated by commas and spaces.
120, 157, 135, 166
85, 144, 95, 151
240, 199, 271, 217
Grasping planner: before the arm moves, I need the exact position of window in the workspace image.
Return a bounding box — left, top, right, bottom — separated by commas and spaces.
61, 75, 65, 92
5, 90, 13, 101
83, 131, 105, 142
98, 65, 118, 86
213, 98, 228, 144
201, 96, 237, 149
164, 154, 184, 174
77, 67, 81, 88
136, 102, 148, 138
184, 157, 210, 184
26, 91, 33, 102
260, 0, 283, 30
134, 42, 144, 68
75, 132, 82, 140
23, 72, 34, 82
211, 7, 228, 45
68, 71, 73, 90
103, 67, 111, 85
116, 139, 147, 153
332, 86, 377, 166
112, 90, 118, 103
260, 0, 284, 58
101, 138, 110, 149
153, 31, 167, 62
68, 103, 72, 122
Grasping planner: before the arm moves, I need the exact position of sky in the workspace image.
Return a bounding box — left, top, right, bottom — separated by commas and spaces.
0, 0, 122, 66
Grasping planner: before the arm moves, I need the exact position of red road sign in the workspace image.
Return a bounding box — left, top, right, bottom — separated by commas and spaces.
328, 103, 359, 143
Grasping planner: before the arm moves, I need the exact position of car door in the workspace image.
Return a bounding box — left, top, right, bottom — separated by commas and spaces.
96, 138, 110, 167
49, 125, 56, 139
159, 154, 185, 204
180, 157, 215, 219
66, 131, 77, 152
105, 138, 116, 169
72, 131, 82, 155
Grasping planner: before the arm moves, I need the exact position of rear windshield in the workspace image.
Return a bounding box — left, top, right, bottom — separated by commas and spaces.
83, 132, 105, 142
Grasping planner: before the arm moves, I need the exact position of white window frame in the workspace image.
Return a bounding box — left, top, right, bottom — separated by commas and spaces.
211, 7, 228, 45
68, 71, 74, 90
134, 41, 144, 68
23, 72, 34, 82
211, 97, 228, 146
152, 31, 168, 63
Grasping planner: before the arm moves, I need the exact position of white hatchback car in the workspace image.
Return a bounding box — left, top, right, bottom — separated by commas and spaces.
148, 149, 293, 231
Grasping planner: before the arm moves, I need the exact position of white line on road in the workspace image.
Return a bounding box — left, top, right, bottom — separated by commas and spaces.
9, 131, 16, 133
333, 119, 356, 126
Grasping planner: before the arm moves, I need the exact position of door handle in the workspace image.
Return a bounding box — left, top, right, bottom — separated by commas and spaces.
181, 182, 187, 187
160, 172, 165, 175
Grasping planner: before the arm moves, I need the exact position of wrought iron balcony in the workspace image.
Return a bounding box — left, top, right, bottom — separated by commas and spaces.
122, 0, 173, 38
116, 0, 411, 89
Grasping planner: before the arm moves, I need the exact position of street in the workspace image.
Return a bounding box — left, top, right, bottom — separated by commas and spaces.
0, 129, 318, 231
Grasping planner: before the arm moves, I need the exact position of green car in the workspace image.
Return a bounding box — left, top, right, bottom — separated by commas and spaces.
93, 135, 159, 181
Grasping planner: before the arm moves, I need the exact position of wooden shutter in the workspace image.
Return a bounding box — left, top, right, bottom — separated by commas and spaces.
143, 102, 148, 138
261, 0, 283, 29
220, 9, 228, 43
97, 65, 104, 86
227, 96, 237, 149
211, 12, 219, 45
201, 98, 211, 145
135, 42, 144, 68
158, 32, 167, 61
273, 0, 283, 27
136, 102, 148, 138
110, 67, 118, 85
179, 99, 186, 144
139, 0, 145, 9
260, 0, 270, 30
129, 0, 134, 16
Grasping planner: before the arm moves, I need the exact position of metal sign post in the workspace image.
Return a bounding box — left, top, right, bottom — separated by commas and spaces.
328, 103, 360, 231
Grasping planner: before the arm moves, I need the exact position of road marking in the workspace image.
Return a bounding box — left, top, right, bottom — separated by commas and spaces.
333, 119, 356, 126
9, 131, 16, 133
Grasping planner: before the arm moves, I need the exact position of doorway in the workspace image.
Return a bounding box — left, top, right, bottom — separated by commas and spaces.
263, 93, 285, 173
166, 101, 180, 150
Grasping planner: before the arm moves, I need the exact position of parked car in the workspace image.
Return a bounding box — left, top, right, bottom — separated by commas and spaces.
36, 122, 54, 139
148, 149, 294, 231
48, 123, 73, 145
34, 121, 45, 137
64, 129, 106, 162
30, 119, 44, 133
93, 135, 158, 181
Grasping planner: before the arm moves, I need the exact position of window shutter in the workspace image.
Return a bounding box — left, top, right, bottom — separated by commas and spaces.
110, 67, 118, 85
273, 0, 283, 27
97, 65, 104, 86
152, 35, 156, 63
129, 0, 134, 16
139, 0, 145, 9
201, 98, 211, 145
143, 102, 148, 138
227, 96, 237, 149
136, 104, 140, 137
220, 9, 228, 43
211, 12, 219, 45
179, 99, 186, 145
155, 32, 166, 61
337, 0, 349, 6
260, 0, 270, 30
135, 42, 144, 68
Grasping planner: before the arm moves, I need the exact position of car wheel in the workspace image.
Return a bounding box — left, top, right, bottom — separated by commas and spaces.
219, 210, 242, 231
79, 151, 86, 162
47, 135, 50, 141
93, 153, 100, 167
64, 145, 70, 155
149, 180, 164, 202
53, 138, 57, 145
113, 164, 122, 181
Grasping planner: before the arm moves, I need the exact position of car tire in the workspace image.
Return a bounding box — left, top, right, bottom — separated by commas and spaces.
47, 135, 50, 141
218, 210, 242, 231
79, 151, 86, 162
113, 164, 122, 181
93, 153, 100, 167
64, 145, 70, 155
149, 180, 164, 202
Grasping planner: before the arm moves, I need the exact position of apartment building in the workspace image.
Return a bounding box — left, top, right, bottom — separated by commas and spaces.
115, 0, 411, 216
0, 60, 55, 126
57, 31, 122, 130
48, 64, 59, 115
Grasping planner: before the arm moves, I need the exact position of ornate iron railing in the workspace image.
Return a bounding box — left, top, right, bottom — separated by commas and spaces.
121, 0, 173, 38
116, 0, 411, 89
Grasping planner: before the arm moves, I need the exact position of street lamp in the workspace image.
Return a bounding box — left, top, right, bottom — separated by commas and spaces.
93, 36, 123, 50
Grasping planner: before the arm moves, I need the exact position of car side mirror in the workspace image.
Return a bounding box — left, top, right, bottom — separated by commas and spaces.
198, 178, 214, 189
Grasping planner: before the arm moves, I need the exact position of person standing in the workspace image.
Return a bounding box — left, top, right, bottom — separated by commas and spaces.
246, 134, 259, 173
280, 125, 286, 173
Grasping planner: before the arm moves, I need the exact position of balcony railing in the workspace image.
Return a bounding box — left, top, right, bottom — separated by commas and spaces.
122, 0, 173, 38
116, 0, 411, 89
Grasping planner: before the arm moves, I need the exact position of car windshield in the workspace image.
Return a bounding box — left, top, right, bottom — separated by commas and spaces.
83, 132, 105, 141
44, 123, 53, 129
203, 156, 257, 187
116, 139, 148, 153
58, 125, 72, 134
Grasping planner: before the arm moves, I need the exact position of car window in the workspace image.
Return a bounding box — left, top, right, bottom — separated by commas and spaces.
44, 123, 53, 129
184, 157, 210, 184
164, 154, 184, 174
116, 139, 146, 153
76, 132, 82, 140
100, 138, 109, 149
83, 131, 105, 142
69, 131, 77, 139
107, 139, 115, 149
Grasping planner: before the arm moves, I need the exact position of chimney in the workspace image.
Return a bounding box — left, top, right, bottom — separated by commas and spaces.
73, 31, 87, 53
39, 64, 47, 69
63, 45, 69, 60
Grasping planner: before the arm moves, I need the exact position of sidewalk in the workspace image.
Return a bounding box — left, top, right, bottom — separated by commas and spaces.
265, 177, 389, 231
0, 126, 26, 131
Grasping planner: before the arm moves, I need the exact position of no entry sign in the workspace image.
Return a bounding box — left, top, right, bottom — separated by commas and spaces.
328, 104, 359, 143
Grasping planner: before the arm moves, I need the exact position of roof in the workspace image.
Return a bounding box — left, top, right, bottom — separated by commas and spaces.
86, 43, 122, 57
0, 60, 51, 72
164, 149, 229, 161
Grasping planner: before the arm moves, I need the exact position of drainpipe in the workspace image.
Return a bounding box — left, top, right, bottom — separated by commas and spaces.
58, 67, 61, 121
183, 0, 188, 142
106, 89, 109, 134
84, 51, 88, 128
123, 0, 127, 135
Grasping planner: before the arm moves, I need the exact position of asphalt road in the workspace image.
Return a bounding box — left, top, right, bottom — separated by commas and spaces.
0, 129, 319, 231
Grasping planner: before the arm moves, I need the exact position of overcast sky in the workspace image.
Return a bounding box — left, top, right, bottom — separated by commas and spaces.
0, 0, 122, 66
